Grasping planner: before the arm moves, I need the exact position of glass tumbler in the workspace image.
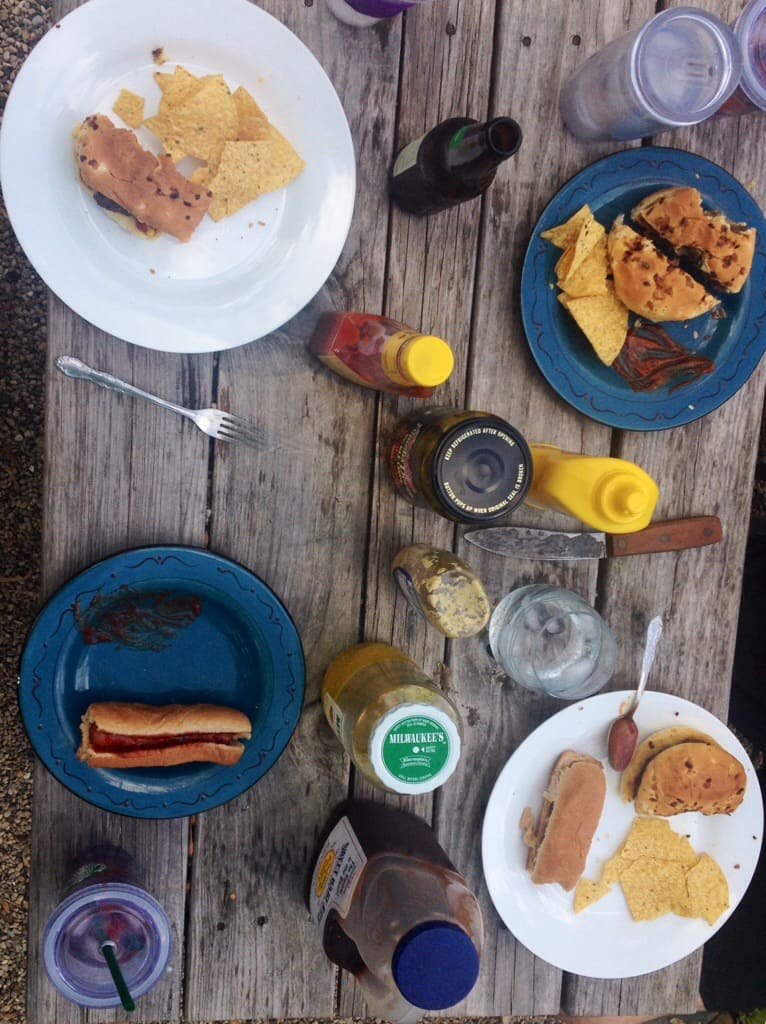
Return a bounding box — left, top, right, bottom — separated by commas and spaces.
488, 584, 617, 699
717, 0, 766, 115
559, 7, 742, 141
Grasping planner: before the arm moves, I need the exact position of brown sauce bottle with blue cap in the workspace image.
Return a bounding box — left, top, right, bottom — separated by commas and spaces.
308, 800, 483, 1022
388, 407, 532, 523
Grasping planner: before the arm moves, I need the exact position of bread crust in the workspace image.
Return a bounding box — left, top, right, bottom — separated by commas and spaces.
608, 217, 719, 321
632, 187, 756, 295
82, 701, 251, 737
522, 750, 606, 891
634, 740, 746, 816
74, 114, 211, 242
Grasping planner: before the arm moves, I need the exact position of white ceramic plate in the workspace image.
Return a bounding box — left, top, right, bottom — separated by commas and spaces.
482, 691, 763, 978
0, 0, 355, 352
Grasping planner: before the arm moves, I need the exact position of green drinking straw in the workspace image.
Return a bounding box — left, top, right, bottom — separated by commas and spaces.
93, 915, 136, 1013
99, 941, 136, 1013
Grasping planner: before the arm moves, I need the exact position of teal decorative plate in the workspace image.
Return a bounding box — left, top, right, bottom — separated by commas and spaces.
19, 546, 304, 817
521, 147, 766, 430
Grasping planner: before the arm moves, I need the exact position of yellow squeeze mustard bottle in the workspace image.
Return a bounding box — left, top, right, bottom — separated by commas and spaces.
525, 444, 659, 534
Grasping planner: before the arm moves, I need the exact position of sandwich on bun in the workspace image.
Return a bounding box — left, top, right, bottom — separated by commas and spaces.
520, 750, 606, 891
74, 114, 211, 243
632, 186, 756, 295
77, 701, 252, 768
608, 216, 719, 322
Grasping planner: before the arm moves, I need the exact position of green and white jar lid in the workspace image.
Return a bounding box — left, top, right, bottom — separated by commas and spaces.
369, 703, 461, 795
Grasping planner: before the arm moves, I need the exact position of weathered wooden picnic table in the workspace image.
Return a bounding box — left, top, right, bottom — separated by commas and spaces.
26, 0, 766, 1019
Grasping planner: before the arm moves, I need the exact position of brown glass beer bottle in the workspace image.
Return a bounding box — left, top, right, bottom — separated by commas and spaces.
390, 116, 522, 215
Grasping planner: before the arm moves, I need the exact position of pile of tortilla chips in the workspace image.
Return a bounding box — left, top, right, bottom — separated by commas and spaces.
112, 66, 305, 222
574, 817, 729, 924
541, 204, 629, 367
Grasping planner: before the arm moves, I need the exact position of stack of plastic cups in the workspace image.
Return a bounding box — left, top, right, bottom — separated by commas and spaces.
325, 0, 435, 28
717, 0, 766, 115
559, 6, 742, 141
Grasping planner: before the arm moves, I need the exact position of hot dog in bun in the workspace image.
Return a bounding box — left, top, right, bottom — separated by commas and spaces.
520, 750, 606, 891
74, 114, 212, 243
77, 702, 252, 768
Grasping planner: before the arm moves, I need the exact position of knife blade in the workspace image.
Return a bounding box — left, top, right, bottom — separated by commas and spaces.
464, 516, 722, 561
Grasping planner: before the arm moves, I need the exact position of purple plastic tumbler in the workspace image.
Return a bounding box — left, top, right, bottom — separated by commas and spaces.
718, 0, 766, 114
42, 846, 171, 1009
326, 0, 435, 27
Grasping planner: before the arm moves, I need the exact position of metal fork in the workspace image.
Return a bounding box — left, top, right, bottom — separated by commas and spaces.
56, 356, 266, 449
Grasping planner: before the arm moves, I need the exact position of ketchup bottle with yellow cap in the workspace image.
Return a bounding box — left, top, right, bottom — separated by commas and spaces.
525, 444, 659, 534
310, 312, 455, 398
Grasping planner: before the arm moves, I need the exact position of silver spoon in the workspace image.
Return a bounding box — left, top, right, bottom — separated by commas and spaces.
607, 615, 663, 771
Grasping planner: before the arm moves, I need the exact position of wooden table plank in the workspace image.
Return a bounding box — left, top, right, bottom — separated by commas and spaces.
183, 3, 405, 1018
431, 0, 655, 1015
338, 0, 501, 1014
562, 0, 765, 1013
27, 297, 213, 1022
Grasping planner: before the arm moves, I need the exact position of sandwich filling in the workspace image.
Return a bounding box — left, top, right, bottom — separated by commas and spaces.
89, 726, 245, 753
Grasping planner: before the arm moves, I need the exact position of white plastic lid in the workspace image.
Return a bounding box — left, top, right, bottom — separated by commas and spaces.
369, 703, 461, 795
634, 7, 742, 125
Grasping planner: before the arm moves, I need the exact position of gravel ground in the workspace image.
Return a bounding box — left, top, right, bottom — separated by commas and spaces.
1, 1, 765, 1023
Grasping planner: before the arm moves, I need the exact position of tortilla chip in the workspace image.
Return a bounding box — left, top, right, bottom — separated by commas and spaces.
686, 854, 729, 925
619, 817, 697, 865
233, 86, 272, 142
205, 138, 305, 220
574, 876, 612, 913
620, 726, 718, 803
112, 89, 145, 129
620, 856, 689, 921
154, 65, 200, 104
559, 284, 628, 366
559, 235, 609, 297
146, 74, 238, 162
541, 204, 592, 249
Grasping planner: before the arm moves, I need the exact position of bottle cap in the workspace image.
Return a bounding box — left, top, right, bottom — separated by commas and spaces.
369, 703, 461, 794
597, 473, 654, 527
400, 335, 455, 387
431, 415, 532, 523
392, 921, 480, 1009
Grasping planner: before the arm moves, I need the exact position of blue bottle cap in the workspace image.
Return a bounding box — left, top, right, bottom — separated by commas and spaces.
392, 921, 480, 1010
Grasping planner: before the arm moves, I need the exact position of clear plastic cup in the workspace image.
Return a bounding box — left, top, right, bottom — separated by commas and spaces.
559, 7, 742, 141
718, 0, 766, 114
488, 584, 617, 700
325, 0, 434, 28
42, 848, 171, 1008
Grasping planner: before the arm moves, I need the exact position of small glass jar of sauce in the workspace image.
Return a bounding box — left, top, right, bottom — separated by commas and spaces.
388, 408, 532, 524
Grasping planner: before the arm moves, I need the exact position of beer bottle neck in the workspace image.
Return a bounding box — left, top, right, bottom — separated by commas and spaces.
445, 117, 521, 178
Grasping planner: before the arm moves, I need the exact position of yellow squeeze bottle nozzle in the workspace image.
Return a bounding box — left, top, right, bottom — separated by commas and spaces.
525, 444, 659, 534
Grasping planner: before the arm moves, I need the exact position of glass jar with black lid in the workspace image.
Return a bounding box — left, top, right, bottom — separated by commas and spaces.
388, 408, 532, 524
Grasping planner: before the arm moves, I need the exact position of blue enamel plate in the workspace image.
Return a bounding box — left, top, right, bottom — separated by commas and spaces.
521, 146, 766, 430
19, 546, 304, 818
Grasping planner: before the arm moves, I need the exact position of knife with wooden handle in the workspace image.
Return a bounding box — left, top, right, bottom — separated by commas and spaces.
464, 516, 722, 561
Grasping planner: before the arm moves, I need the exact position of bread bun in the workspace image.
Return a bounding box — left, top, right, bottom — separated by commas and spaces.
620, 725, 717, 803
521, 750, 606, 891
608, 216, 719, 321
75, 115, 212, 243
634, 740, 747, 816
632, 187, 756, 294
77, 701, 252, 769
